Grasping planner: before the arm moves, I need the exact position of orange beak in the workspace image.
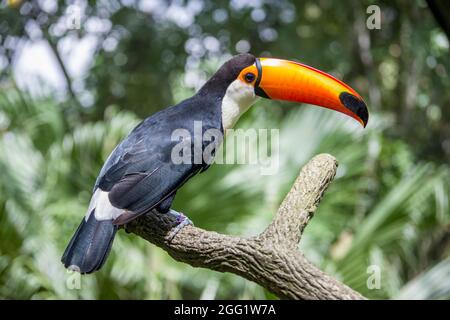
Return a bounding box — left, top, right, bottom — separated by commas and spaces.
252, 58, 369, 127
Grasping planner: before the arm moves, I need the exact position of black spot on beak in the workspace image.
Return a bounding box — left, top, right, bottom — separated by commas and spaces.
339, 92, 369, 127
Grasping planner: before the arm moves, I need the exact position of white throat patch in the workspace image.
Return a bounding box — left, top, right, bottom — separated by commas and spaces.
221, 79, 259, 130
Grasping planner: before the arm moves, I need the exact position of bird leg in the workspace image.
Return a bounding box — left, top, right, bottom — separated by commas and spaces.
166, 209, 193, 242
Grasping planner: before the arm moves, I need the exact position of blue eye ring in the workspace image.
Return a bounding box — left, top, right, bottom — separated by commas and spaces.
244, 72, 256, 83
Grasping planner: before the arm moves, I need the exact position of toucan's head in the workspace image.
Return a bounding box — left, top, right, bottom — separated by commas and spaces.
202, 53, 368, 130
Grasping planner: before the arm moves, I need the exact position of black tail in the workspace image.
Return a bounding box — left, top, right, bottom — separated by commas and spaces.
61, 211, 117, 274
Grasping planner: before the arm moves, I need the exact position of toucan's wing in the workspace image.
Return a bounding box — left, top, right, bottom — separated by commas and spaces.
92, 113, 201, 225
108, 162, 200, 223
97, 146, 200, 224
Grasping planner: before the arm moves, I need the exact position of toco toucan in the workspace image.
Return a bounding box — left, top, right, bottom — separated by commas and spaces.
62, 53, 368, 273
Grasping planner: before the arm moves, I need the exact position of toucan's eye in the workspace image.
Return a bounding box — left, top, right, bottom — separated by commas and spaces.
244, 72, 256, 83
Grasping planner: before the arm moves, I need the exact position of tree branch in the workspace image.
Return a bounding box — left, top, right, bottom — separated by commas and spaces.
126, 154, 365, 300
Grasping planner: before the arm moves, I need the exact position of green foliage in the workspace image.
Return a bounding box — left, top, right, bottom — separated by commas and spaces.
0, 0, 449, 300
0, 87, 448, 299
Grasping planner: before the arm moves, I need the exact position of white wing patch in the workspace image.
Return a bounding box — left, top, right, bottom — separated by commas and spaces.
85, 189, 123, 221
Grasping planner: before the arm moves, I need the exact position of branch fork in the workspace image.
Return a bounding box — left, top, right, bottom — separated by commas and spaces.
126, 154, 365, 300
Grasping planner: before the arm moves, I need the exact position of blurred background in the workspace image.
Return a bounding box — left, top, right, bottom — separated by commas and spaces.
0, 0, 449, 299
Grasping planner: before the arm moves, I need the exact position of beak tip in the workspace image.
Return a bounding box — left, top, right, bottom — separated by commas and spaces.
339, 92, 369, 128
361, 115, 369, 128
362, 112, 369, 128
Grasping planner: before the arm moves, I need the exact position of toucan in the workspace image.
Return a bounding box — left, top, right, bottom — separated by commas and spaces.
62, 53, 368, 274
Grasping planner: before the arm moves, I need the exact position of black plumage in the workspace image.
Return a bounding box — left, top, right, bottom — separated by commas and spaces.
61, 212, 117, 273
62, 54, 255, 273
95, 53, 255, 222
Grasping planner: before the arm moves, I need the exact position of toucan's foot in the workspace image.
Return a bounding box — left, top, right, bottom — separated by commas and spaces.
166, 209, 193, 241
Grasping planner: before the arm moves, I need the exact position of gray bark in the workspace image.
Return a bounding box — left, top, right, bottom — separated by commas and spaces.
126, 154, 365, 300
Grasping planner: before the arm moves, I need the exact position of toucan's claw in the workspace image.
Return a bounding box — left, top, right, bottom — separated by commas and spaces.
167, 209, 193, 242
